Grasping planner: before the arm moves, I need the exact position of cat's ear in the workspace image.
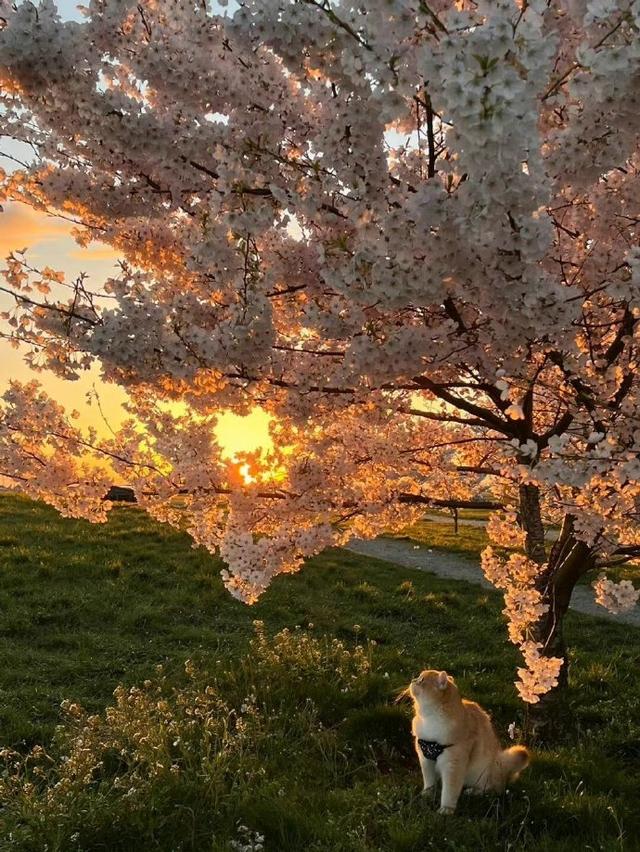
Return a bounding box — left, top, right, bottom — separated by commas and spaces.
437, 671, 449, 690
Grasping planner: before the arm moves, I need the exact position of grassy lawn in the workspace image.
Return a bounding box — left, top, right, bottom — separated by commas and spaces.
424, 509, 491, 522
386, 518, 490, 561
0, 495, 639, 851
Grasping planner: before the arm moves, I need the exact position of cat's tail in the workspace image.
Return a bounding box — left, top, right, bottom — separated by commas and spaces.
500, 745, 530, 782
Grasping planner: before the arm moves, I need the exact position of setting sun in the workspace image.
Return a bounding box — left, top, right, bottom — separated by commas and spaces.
213, 409, 273, 460
238, 463, 256, 485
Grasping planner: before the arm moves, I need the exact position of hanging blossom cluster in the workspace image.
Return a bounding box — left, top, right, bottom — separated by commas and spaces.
593, 575, 640, 614
481, 547, 549, 644
481, 541, 563, 704
486, 511, 526, 550
515, 641, 564, 706
1, 0, 640, 700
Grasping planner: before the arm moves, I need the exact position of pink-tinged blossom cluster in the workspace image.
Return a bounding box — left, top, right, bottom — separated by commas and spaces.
481, 545, 562, 703
593, 575, 640, 614
480, 547, 546, 639
515, 641, 564, 705
0, 381, 113, 521
486, 511, 526, 550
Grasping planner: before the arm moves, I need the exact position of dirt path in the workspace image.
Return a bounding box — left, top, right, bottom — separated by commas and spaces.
344, 537, 640, 628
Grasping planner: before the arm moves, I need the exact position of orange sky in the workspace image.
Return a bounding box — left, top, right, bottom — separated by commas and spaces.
0, 201, 272, 459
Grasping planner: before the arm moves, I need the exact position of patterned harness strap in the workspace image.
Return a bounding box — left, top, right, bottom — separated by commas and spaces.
417, 739, 453, 761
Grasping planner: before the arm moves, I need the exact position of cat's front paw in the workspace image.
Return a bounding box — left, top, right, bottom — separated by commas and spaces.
421, 785, 436, 796
438, 806, 455, 815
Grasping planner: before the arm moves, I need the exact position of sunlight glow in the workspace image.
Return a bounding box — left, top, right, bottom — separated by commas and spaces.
213, 409, 273, 459
238, 463, 256, 485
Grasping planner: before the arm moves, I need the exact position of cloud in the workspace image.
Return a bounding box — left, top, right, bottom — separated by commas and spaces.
69, 244, 120, 262
0, 202, 73, 256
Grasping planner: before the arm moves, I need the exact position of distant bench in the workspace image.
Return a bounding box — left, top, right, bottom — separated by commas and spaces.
104, 485, 137, 503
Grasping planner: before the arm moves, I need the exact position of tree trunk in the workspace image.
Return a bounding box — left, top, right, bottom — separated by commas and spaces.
517, 491, 596, 734
519, 483, 547, 566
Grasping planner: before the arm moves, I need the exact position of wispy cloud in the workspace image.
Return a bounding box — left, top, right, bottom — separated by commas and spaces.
0, 202, 73, 256
68, 244, 120, 262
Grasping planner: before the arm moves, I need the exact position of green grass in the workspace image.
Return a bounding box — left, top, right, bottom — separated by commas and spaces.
386, 518, 490, 560
0, 495, 639, 851
426, 508, 491, 522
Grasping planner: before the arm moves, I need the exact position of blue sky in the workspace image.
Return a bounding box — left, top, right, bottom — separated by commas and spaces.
53, 0, 84, 20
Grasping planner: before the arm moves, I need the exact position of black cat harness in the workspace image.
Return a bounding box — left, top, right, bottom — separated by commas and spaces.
417, 739, 453, 761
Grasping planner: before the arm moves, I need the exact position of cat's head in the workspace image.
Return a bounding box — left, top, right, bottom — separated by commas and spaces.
409, 669, 459, 711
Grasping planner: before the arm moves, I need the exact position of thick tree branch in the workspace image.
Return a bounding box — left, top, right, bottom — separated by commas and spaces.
410, 375, 520, 437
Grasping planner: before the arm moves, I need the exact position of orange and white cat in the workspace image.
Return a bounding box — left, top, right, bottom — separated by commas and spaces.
409, 669, 530, 814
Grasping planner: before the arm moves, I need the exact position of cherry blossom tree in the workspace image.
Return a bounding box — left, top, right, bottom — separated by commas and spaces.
1, 0, 640, 711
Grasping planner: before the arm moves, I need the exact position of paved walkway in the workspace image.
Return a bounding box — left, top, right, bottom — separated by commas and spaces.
344, 536, 640, 628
